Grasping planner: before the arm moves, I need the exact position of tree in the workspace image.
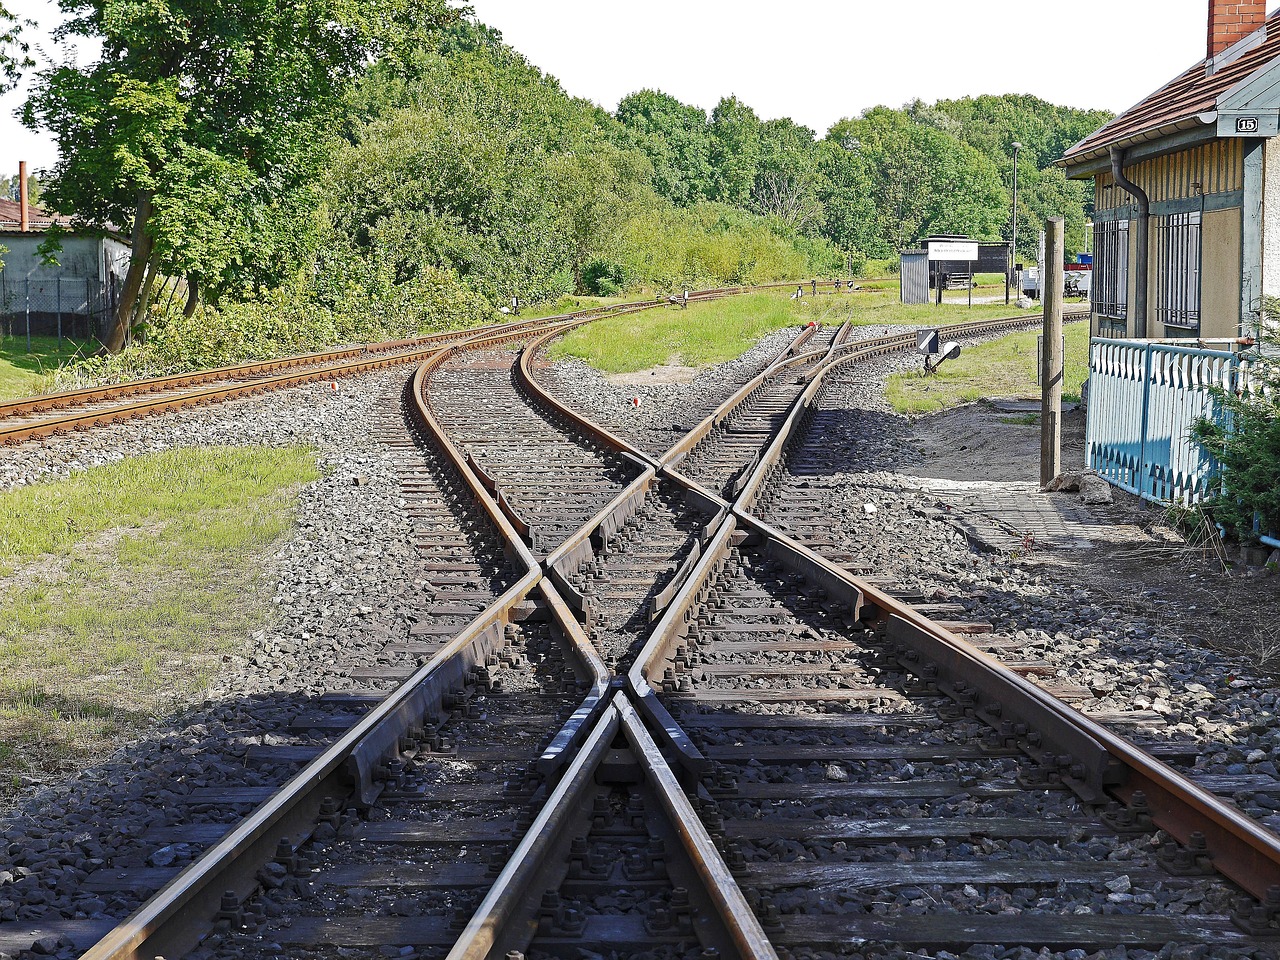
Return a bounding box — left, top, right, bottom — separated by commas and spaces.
0, 3, 31, 93
0, 169, 41, 206
708, 96, 761, 208
816, 139, 876, 258
826, 109, 1007, 257
546, 144, 652, 291
752, 118, 823, 233
24, 0, 461, 353
615, 89, 713, 206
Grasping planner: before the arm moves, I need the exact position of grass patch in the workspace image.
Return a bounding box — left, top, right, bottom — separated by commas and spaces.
517, 294, 634, 321
548, 290, 1040, 374
0, 335, 93, 401
885, 319, 1091, 415
0, 446, 320, 800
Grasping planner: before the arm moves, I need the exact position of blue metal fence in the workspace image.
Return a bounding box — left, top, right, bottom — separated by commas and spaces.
1085, 338, 1256, 504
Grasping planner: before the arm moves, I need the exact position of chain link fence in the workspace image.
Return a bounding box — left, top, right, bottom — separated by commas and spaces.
0, 272, 116, 346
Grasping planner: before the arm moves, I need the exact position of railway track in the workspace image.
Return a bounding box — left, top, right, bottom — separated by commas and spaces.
13, 300, 1280, 959
0, 282, 792, 450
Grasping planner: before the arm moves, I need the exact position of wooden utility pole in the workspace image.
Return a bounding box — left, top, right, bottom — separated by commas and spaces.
1040, 217, 1064, 486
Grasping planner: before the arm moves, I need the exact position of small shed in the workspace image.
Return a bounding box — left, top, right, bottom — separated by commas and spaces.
0, 195, 131, 340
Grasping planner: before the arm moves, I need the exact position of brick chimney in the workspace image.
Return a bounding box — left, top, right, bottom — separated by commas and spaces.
18, 160, 27, 232
1208, 1, 1267, 61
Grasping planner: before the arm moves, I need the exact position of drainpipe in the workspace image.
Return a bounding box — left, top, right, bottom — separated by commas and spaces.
1110, 146, 1149, 338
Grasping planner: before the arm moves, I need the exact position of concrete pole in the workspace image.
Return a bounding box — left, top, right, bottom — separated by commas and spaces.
1041, 217, 1064, 486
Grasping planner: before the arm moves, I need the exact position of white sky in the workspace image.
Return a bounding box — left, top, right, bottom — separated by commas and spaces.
0, 0, 1232, 179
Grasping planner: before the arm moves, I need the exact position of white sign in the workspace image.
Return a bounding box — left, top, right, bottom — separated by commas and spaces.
927, 241, 979, 261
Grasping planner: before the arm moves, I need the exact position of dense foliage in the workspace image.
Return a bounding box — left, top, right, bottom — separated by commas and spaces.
26, 0, 464, 352
615, 91, 1111, 264
25, 5, 1111, 374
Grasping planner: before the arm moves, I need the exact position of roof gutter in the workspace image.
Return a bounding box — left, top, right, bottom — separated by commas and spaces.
1110, 146, 1150, 338
1061, 112, 1219, 177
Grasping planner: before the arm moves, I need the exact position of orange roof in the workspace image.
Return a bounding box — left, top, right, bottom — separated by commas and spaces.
0, 196, 76, 233
1063, 9, 1280, 167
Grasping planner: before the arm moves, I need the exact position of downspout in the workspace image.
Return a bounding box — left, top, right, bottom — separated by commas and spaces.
1110, 146, 1150, 338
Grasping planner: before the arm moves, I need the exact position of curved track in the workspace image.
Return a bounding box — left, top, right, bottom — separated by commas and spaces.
18, 297, 1280, 960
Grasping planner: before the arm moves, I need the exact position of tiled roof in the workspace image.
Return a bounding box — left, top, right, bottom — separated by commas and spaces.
1063, 10, 1280, 165
0, 196, 76, 233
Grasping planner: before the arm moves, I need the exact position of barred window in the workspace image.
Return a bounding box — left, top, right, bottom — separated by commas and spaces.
1092, 219, 1129, 321
1155, 211, 1202, 331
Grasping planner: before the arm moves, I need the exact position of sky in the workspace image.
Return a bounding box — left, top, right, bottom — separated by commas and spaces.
0, 0, 1232, 177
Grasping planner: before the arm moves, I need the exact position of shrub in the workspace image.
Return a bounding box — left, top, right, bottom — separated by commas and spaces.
1193, 298, 1280, 540
53, 265, 495, 388
582, 259, 627, 297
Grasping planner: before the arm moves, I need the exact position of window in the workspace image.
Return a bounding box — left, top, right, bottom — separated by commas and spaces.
1155, 211, 1202, 331
1092, 219, 1129, 322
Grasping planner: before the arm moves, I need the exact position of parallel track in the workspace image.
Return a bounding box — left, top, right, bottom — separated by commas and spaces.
21, 299, 1280, 959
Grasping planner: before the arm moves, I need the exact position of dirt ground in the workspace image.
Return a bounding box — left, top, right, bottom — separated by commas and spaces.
903, 402, 1280, 673
607, 362, 701, 387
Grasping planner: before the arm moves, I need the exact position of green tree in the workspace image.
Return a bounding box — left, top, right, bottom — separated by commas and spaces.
708, 96, 761, 207
615, 89, 713, 206
816, 138, 877, 259
24, 0, 460, 353
546, 144, 652, 291
0, 2, 31, 93
752, 118, 824, 233
828, 108, 1007, 257
0, 169, 41, 206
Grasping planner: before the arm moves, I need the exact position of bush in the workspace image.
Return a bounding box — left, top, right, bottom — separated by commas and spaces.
53, 265, 495, 388
582, 259, 627, 297
617, 201, 841, 290
863, 258, 899, 277
1194, 299, 1280, 540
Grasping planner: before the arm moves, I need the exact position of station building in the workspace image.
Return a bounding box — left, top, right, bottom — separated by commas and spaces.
1062, 1, 1280, 344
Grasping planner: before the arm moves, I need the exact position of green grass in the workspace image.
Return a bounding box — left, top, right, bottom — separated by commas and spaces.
0, 446, 320, 797
547, 290, 1040, 374
885, 319, 1091, 415
0, 335, 93, 400
516, 294, 634, 321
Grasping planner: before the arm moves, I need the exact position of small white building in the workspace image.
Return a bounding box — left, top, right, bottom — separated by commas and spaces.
0, 196, 131, 340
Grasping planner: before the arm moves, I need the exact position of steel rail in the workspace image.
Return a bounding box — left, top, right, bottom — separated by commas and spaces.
724, 313, 1280, 903
0, 336, 442, 419
68, 297, 1098, 960
74, 316, 608, 960
0, 316, 577, 445
445, 692, 777, 960
532, 303, 1280, 908
0, 282, 764, 445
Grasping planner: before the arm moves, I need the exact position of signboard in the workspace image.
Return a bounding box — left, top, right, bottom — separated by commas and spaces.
1218, 113, 1279, 137
917, 329, 940, 354
927, 241, 979, 261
